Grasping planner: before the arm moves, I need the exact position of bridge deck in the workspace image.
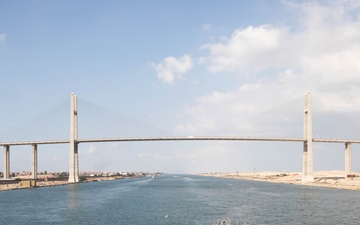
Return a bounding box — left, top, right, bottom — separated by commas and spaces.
1, 136, 360, 146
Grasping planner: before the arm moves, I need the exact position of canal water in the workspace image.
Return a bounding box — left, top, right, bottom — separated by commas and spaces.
0, 175, 359, 224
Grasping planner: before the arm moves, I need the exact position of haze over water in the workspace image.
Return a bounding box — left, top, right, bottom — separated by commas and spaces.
0, 175, 359, 224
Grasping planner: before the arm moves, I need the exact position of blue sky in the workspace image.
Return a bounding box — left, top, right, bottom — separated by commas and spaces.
1, 0, 360, 174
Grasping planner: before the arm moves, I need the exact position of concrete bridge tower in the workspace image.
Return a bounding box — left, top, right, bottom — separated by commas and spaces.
302, 92, 314, 182
69, 93, 79, 183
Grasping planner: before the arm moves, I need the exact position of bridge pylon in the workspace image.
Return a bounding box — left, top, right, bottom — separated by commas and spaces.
68, 93, 79, 183
345, 142, 352, 177
302, 92, 314, 182
32, 144, 38, 179
3, 145, 10, 179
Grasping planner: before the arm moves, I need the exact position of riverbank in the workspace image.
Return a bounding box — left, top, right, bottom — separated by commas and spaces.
0, 176, 128, 191
0, 172, 162, 191
0, 180, 68, 191
199, 170, 360, 190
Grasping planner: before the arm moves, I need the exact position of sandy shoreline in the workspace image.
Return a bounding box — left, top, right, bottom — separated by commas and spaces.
2, 171, 360, 191
199, 170, 360, 190
0, 176, 124, 191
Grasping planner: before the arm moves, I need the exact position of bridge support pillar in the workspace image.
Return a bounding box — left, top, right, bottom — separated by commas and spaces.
3, 145, 10, 179
69, 144, 79, 183
345, 142, 352, 178
69, 93, 79, 183
32, 144, 38, 180
302, 92, 314, 182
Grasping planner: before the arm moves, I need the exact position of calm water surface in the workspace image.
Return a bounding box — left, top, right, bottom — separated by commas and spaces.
0, 175, 359, 224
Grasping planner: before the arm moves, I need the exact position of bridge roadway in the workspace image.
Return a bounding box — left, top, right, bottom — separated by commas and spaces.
2, 92, 357, 182
1, 136, 360, 146
1, 136, 357, 182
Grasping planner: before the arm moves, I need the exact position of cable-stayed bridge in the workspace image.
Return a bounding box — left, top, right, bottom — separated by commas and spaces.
1, 92, 360, 183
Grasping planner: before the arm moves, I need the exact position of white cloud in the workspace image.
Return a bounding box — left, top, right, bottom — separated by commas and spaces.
175, 0, 360, 134
174, 72, 306, 135
151, 55, 193, 84
137, 152, 150, 158
0, 34, 6, 42
153, 153, 169, 160
50, 157, 60, 161
202, 23, 212, 31
82, 145, 96, 155
107, 142, 119, 148
202, 25, 291, 73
